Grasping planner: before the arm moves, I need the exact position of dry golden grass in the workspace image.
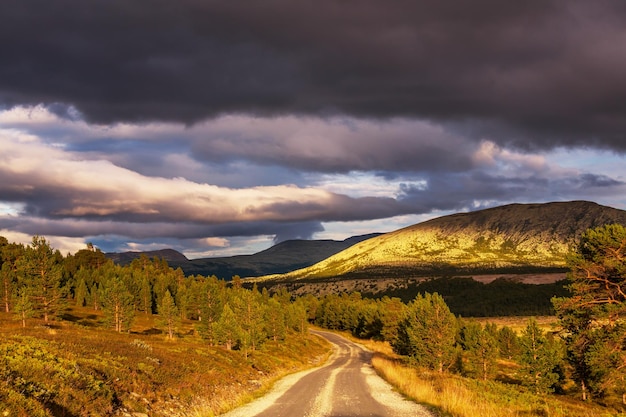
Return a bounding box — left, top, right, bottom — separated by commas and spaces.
371, 354, 614, 417
473, 316, 560, 334
347, 331, 618, 417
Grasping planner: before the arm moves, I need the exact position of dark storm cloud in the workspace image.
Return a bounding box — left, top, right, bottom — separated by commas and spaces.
187, 117, 477, 174
0, 215, 324, 242
0, 214, 325, 254
398, 172, 626, 213
570, 173, 623, 188
271, 222, 325, 244
2, 1, 626, 150
0, 110, 480, 180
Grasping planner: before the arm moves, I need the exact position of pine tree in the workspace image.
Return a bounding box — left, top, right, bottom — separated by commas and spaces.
175, 283, 190, 320
558, 224, 626, 323
392, 293, 458, 372
287, 299, 308, 336
90, 282, 100, 310
196, 277, 224, 345
299, 293, 319, 323
213, 304, 241, 350
157, 290, 180, 339
13, 286, 34, 328
264, 297, 286, 342
139, 275, 152, 315
584, 323, 626, 402
74, 277, 88, 307
518, 318, 563, 394
553, 224, 626, 400
0, 241, 25, 313
72, 243, 109, 270
184, 276, 204, 320
459, 321, 499, 380
232, 289, 266, 355
498, 325, 520, 360
1, 262, 15, 313
231, 275, 242, 289
378, 296, 406, 342
19, 236, 65, 322
101, 267, 135, 332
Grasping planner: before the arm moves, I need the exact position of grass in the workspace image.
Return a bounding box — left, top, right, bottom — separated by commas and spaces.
349, 325, 621, 417
4, 308, 620, 417
473, 316, 559, 334
0, 307, 330, 416
370, 354, 611, 417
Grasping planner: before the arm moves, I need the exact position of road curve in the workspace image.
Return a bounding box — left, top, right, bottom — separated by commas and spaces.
220, 330, 434, 417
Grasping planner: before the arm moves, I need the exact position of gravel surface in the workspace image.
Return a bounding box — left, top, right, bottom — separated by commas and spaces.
220, 331, 435, 417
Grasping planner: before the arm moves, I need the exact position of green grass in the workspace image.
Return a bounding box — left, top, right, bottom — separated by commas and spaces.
0, 307, 330, 416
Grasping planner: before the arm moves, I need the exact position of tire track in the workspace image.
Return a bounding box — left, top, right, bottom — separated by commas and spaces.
220, 331, 434, 417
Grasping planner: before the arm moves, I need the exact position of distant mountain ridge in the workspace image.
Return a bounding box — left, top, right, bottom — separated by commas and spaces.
257, 201, 626, 282
106, 248, 189, 265
105, 233, 382, 279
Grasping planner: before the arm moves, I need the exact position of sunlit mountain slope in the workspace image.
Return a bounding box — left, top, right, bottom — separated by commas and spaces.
256, 201, 626, 281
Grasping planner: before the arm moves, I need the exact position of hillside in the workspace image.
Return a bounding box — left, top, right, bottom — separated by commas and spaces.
256, 201, 626, 282
0, 307, 329, 416
105, 248, 189, 265
106, 234, 381, 279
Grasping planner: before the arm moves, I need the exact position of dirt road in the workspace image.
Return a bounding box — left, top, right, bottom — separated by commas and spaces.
221, 330, 434, 417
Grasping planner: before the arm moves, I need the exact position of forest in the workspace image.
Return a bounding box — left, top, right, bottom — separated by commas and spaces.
364, 275, 570, 316
1, 223, 626, 415
0, 236, 321, 415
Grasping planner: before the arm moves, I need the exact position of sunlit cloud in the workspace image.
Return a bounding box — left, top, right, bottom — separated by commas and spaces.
0, 228, 88, 255
1, 105, 626, 256
0, 131, 405, 224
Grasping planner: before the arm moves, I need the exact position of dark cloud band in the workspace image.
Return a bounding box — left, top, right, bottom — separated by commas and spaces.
1, 1, 626, 151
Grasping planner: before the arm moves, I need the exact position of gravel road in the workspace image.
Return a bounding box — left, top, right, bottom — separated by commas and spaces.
220, 330, 434, 417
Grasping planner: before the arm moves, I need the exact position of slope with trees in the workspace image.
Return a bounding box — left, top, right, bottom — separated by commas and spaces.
0, 235, 328, 416
257, 201, 626, 282
307, 223, 626, 414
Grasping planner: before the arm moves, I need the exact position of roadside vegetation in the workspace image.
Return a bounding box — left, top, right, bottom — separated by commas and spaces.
0, 236, 329, 416
369, 348, 608, 417
0, 312, 328, 416
310, 224, 626, 416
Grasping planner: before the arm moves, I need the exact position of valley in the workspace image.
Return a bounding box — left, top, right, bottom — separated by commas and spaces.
254, 272, 567, 298
2, 201, 626, 415
106, 202, 626, 292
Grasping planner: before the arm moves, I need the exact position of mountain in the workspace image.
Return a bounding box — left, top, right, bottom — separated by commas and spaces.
256, 201, 626, 282
105, 248, 189, 265
105, 233, 382, 279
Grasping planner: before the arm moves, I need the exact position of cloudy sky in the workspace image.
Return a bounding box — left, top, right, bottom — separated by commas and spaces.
2, 0, 626, 258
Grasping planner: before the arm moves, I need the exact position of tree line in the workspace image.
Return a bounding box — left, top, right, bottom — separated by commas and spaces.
306, 289, 562, 395
0, 236, 307, 356
379, 275, 569, 316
